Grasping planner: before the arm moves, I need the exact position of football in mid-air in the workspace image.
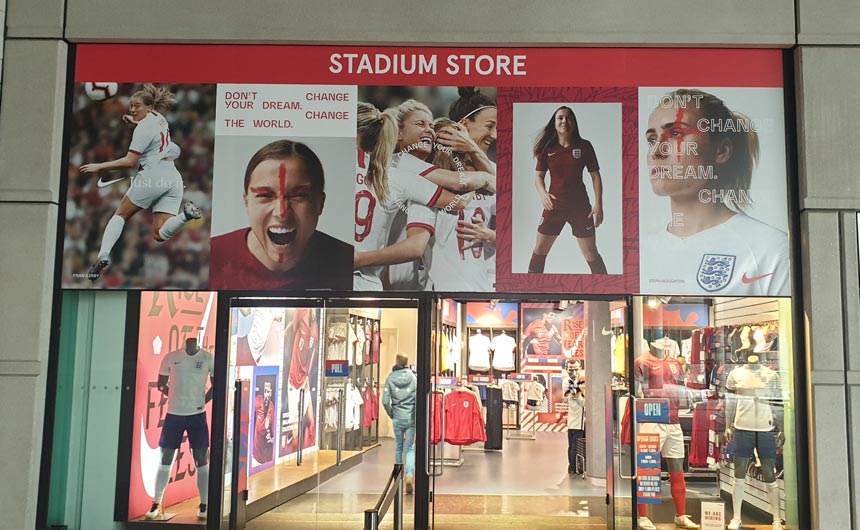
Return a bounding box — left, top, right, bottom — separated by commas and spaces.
84, 82, 119, 101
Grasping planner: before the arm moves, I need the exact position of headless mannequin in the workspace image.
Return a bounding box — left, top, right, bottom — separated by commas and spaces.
636, 339, 692, 527
725, 353, 783, 529
640, 343, 685, 475
154, 338, 213, 508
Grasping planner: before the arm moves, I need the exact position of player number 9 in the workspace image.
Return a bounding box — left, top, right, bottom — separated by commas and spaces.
355, 190, 376, 243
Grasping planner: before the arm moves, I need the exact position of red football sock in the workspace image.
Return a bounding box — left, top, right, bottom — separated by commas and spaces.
638, 504, 649, 517
669, 471, 686, 515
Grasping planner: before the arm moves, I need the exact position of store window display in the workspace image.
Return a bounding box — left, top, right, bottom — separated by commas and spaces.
146, 338, 214, 522
634, 339, 700, 530
725, 351, 784, 530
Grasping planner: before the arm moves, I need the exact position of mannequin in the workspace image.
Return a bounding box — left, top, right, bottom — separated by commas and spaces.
468, 329, 492, 372
633, 339, 699, 530
725, 352, 784, 530
146, 337, 214, 521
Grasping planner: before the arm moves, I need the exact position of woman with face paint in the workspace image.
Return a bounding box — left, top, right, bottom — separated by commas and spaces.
641, 88, 789, 296
209, 140, 353, 290
528, 106, 608, 275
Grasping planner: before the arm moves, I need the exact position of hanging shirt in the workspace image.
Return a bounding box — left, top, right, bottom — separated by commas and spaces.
468, 333, 492, 371
490, 333, 517, 371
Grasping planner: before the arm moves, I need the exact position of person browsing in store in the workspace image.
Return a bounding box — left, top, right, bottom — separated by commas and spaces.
382, 353, 417, 495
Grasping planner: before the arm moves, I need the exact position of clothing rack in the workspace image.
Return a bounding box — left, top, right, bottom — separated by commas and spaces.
429, 387, 464, 473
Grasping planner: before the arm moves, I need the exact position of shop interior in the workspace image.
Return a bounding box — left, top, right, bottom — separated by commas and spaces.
131, 295, 797, 530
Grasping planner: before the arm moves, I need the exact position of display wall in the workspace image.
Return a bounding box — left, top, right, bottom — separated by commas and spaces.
63, 46, 790, 297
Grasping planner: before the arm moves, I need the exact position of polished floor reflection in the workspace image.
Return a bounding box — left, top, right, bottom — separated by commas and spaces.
246, 434, 774, 530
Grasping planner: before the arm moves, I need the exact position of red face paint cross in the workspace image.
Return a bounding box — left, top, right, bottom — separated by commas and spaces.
244, 157, 323, 272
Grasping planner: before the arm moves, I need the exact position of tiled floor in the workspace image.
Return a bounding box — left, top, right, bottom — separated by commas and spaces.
246, 432, 774, 529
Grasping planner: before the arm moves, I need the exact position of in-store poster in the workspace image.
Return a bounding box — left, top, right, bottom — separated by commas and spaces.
129, 292, 217, 520
249, 366, 279, 474
279, 307, 322, 458
68, 46, 787, 296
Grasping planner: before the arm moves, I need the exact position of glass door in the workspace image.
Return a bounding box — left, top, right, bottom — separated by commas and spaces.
219, 297, 325, 529
607, 298, 636, 530
425, 295, 634, 530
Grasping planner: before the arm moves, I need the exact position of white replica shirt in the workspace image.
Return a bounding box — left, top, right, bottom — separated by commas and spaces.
353, 322, 366, 366
726, 364, 780, 432
468, 332, 492, 371
344, 382, 364, 431
159, 348, 214, 416
428, 191, 496, 292
526, 381, 546, 402
490, 333, 517, 371
129, 111, 173, 169
501, 380, 519, 401
639, 214, 789, 296
354, 150, 443, 290
448, 334, 460, 371
651, 336, 680, 359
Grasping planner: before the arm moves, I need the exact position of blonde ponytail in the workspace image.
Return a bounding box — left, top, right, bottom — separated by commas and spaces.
358, 102, 397, 202
133, 84, 177, 112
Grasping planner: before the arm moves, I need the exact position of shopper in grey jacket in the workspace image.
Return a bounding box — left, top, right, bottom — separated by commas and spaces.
382, 353, 417, 494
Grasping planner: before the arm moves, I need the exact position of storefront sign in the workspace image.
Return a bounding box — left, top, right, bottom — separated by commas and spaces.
635, 399, 671, 424
65, 46, 788, 297
637, 433, 662, 504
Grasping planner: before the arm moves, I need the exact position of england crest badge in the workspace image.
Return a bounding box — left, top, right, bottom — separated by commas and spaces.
697, 254, 736, 292
572, 148, 581, 159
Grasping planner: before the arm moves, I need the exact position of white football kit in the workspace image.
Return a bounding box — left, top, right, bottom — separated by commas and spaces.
126, 111, 184, 214
640, 214, 789, 296
468, 332, 492, 371
354, 150, 442, 290
490, 333, 517, 371
428, 191, 496, 292
726, 364, 779, 431
159, 348, 215, 416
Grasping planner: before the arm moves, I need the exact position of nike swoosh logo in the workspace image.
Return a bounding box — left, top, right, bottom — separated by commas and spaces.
139, 415, 161, 499
601, 327, 613, 336
97, 176, 128, 187
741, 272, 774, 284
547, 151, 558, 157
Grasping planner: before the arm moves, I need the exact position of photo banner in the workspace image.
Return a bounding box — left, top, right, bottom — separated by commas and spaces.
65, 46, 787, 296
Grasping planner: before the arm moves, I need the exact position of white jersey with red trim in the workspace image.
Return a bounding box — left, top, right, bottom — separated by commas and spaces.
427, 191, 496, 292
354, 150, 442, 290
129, 111, 174, 169
640, 213, 789, 296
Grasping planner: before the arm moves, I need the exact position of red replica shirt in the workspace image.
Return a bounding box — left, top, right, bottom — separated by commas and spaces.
535, 140, 599, 208
209, 228, 353, 290
288, 308, 319, 389
633, 351, 683, 424
523, 320, 558, 356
